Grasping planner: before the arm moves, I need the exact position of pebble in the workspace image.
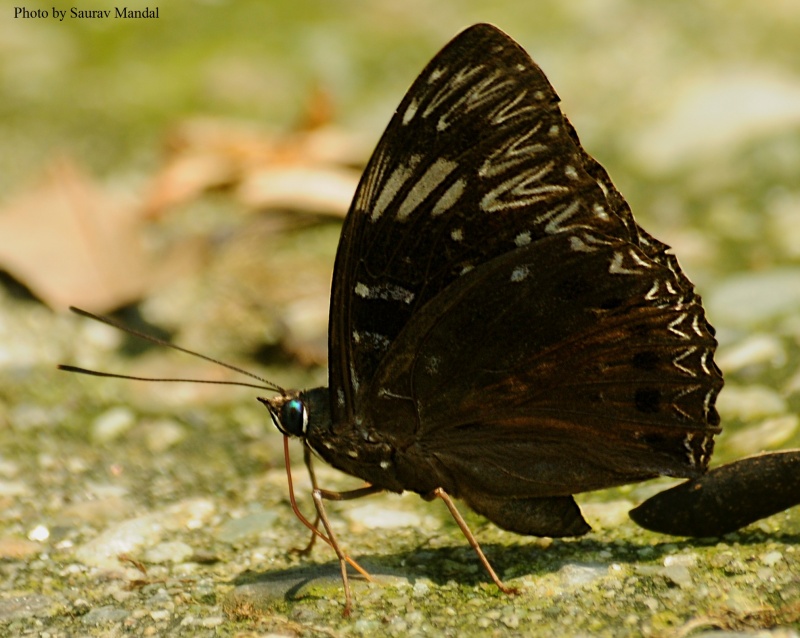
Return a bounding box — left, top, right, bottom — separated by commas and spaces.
500, 611, 520, 629
659, 564, 693, 588
558, 563, 608, 587
761, 551, 783, 566
354, 618, 381, 633
0, 456, 20, 478
0, 479, 30, 496
199, 615, 224, 628
664, 553, 698, 568
786, 365, 800, 396
214, 508, 278, 543
149, 608, 171, 621
580, 499, 633, 529
91, 406, 136, 443
715, 332, 786, 373
707, 267, 800, 328
27, 524, 49, 542
0, 536, 41, 559
144, 541, 194, 564
74, 498, 214, 568
11, 403, 58, 430
412, 581, 430, 597
630, 71, 800, 174
716, 384, 787, 421
143, 418, 187, 453
0, 594, 59, 622
345, 504, 423, 529
727, 414, 798, 455
81, 605, 129, 625
768, 190, 800, 260
57, 495, 137, 527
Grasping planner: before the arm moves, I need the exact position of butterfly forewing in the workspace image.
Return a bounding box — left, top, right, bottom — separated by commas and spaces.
328, 24, 679, 424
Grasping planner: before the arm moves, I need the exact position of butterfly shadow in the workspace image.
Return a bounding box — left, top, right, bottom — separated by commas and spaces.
224, 524, 800, 612
225, 542, 555, 610
214, 542, 593, 608
502, 527, 800, 576
225, 554, 424, 612
645, 529, 800, 549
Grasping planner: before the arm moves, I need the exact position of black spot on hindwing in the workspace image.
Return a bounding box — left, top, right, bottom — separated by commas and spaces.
632, 350, 660, 371
635, 388, 662, 414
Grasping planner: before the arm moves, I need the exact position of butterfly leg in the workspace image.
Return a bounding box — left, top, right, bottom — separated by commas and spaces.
296, 453, 392, 542
311, 484, 384, 616
431, 487, 517, 595
281, 436, 372, 583
290, 446, 321, 556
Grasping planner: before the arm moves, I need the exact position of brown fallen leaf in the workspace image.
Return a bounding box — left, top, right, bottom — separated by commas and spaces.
0, 156, 150, 312
237, 164, 359, 216
143, 116, 363, 219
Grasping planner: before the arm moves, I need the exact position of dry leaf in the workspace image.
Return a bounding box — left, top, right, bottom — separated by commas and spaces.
237, 164, 358, 216
144, 116, 363, 218
0, 157, 149, 312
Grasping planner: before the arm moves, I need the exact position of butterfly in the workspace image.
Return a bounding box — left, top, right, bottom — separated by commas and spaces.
61, 23, 724, 615
258, 23, 723, 611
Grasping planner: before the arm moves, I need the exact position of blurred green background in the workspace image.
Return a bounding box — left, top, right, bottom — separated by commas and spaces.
4, 0, 798, 451
5, 1, 799, 214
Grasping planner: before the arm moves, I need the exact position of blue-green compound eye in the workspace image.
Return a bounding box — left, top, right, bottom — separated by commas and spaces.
281, 398, 308, 437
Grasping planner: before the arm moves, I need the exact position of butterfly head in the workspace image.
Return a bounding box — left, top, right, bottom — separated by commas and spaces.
259, 392, 308, 438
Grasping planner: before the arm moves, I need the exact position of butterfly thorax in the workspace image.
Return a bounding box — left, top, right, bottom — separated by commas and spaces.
263, 388, 449, 495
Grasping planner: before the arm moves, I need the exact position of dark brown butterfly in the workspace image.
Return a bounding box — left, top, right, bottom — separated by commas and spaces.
258, 23, 723, 611
63, 24, 726, 614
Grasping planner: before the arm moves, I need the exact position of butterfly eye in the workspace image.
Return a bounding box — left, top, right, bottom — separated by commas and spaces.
280, 398, 308, 437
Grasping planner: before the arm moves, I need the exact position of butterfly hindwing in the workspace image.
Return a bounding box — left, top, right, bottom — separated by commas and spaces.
362, 230, 721, 503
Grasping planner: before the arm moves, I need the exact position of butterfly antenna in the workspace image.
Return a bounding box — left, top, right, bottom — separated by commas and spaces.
59, 306, 286, 394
